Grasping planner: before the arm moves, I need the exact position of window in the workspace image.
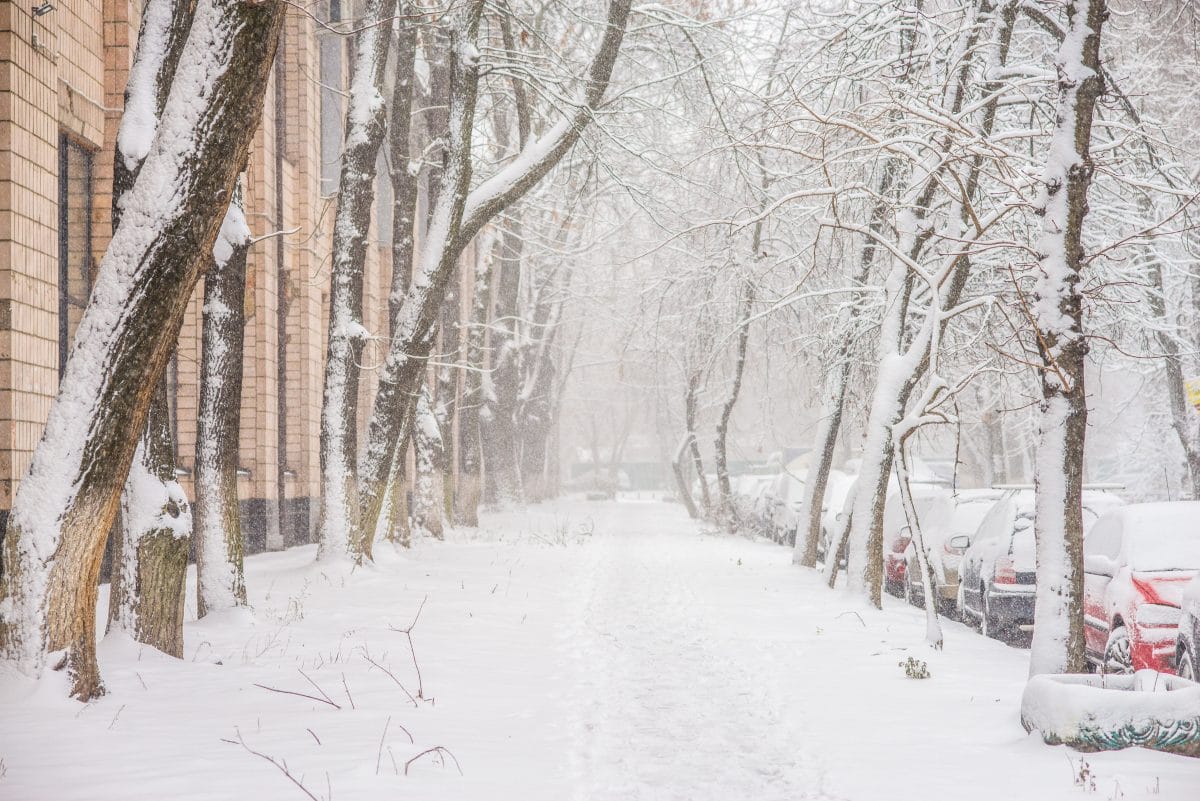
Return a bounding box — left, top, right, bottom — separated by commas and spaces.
58, 134, 94, 374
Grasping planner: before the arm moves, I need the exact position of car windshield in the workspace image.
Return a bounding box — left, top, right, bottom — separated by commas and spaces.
1130, 528, 1200, 572
952, 502, 992, 537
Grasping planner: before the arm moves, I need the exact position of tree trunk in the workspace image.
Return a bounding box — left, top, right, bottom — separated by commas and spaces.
317, 0, 399, 563
483, 214, 525, 505
795, 358, 849, 567
195, 190, 251, 617
684, 370, 710, 513
413, 387, 446, 539
108, 380, 191, 656
672, 434, 701, 519
457, 233, 496, 525
713, 280, 754, 527
1028, 0, 1106, 677
104, 0, 196, 653
0, 0, 283, 699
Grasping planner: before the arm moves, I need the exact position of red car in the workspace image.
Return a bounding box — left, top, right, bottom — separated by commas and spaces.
1082, 502, 1200, 674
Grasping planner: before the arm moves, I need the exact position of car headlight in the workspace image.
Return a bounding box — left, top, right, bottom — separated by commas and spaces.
1136, 603, 1181, 628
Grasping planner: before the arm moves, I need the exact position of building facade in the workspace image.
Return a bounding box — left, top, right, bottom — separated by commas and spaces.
0, 1, 383, 552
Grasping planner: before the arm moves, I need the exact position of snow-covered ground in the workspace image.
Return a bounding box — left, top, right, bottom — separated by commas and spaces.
2, 496, 1198, 800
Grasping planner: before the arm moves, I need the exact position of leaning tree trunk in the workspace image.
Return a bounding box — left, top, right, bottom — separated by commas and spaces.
317, 0, 399, 563
712, 280, 754, 527
366, 7, 422, 553
1148, 241, 1200, 497
0, 0, 283, 699
104, 0, 195, 654
795, 358, 850, 567
194, 190, 251, 617
354, 0, 633, 551
1028, 0, 1106, 678
108, 381, 191, 656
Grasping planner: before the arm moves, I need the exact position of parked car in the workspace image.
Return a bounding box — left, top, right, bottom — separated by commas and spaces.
1177, 575, 1200, 681
958, 488, 1124, 640
903, 489, 1004, 614
883, 482, 951, 597
766, 465, 807, 545
1082, 502, 1200, 674
814, 470, 856, 563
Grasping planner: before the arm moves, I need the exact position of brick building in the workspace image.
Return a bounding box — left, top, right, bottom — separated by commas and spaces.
0, 1, 408, 551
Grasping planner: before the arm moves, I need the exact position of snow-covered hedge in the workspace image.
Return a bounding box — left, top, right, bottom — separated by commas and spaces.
1021, 670, 1200, 757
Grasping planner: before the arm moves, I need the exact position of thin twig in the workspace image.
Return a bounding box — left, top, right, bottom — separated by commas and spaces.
234, 732, 322, 801
298, 669, 341, 708
404, 746, 463, 776
375, 716, 391, 775
361, 653, 419, 707
252, 682, 341, 709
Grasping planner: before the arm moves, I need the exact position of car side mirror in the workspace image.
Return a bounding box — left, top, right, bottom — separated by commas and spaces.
1084, 554, 1115, 577
948, 534, 971, 550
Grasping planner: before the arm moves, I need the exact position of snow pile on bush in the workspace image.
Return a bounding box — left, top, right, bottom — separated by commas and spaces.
1021, 670, 1200, 757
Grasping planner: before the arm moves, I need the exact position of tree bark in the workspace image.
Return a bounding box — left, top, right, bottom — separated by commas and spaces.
317, 0, 400, 563
108, 380, 191, 657
194, 189, 251, 617
413, 387, 446, 539
457, 233, 496, 525
105, 0, 196, 654
713, 279, 754, 526
1028, 0, 1106, 677
0, 0, 284, 699
483, 214, 525, 504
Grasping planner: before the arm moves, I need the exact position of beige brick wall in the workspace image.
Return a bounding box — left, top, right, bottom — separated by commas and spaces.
0, 3, 352, 551
0, 4, 476, 549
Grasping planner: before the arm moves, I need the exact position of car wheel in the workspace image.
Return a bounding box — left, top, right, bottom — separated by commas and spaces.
1179, 643, 1198, 682
1102, 624, 1134, 675
905, 570, 924, 609
981, 587, 1005, 641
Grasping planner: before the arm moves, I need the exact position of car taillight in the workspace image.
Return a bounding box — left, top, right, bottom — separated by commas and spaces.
994, 556, 1016, 585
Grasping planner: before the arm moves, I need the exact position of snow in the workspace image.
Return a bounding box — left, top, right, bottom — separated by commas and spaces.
1022, 670, 1200, 747
3, 498, 1198, 800
212, 201, 250, 269
115, 0, 172, 170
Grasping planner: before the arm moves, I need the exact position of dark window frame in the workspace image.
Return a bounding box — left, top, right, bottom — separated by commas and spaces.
57, 132, 95, 377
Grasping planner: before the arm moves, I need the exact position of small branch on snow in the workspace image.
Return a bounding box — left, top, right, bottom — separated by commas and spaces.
836, 611, 866, 627
233, 731, 324, 801
375, 716, 391, 775
253, 674, 341, 709
404, 746, 463, 776
388, 596, 430, 701
361, 652, 419, 707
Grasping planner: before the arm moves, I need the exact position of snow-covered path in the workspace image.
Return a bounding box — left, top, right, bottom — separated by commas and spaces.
2, 497, 1199, 800
565, 509, 817, 800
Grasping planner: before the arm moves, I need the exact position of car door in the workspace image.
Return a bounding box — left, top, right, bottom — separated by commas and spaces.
1082, 513, 1122, 658
960, 497, 1011, 616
